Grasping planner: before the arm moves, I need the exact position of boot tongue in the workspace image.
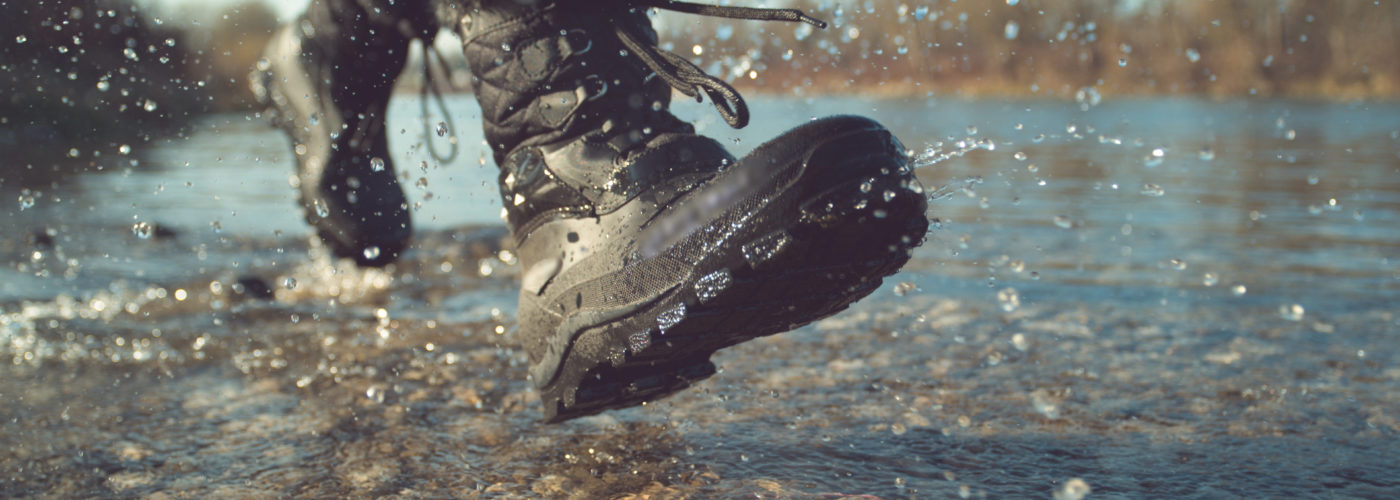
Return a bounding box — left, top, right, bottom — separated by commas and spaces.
537, 128, 733, 212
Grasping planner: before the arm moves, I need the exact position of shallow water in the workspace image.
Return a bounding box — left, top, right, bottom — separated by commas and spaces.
3, 96, 1399, 498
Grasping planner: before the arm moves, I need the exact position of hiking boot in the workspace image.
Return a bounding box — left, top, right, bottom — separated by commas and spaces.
459, 0, 929, 422
250, 7, 426, 267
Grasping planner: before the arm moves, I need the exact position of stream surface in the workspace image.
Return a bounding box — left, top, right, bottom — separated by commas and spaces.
3, 96, 1399, 498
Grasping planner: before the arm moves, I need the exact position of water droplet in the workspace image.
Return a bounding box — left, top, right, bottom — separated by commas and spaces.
1140, 184, 1165, 197
1003, 20, 1019, 40
18, 195, 36, 210
435, 122, 448, 137
1202, 272, 1219, 287
997, 288, 1021, 312
123, 47, 139, 61
1117, 57, 1128, 67
15, 35, 27, 44
892, 282, 919, 297
715, 24, 734, 41
1184, 48, 1201, 63
143, 99, 158, 112
365, 386, 386, 404
1198, 147, 1215, 161
282, 277, 297, 289
118, 144, 131, 155
1013, 151, 1027, 161
363, 246, 381, 260
294, 144, 308, 156
1307, 174, 1319, 185
1052, 215, 1073, 229
883, 190, 897, 202
1011, 333, 1030, 351
370, 157, 386, 172
313, 199, 330, 218
1054, 478, 1092, 500
1074, 86, 1101, 109
132, 222, 153, 239
694, 269, 732, 303
1231, 284, 1247, 296
1279, 304, 1305, 322
656, 303, 688, 333
1030, 389, 1059, 419
1169, 258, 1187, 271
96, 80, 110, 92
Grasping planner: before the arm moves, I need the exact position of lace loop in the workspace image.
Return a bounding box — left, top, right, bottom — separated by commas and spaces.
621, 0, 827, 129
420, 41, 460, 164
637, 0, 828, 29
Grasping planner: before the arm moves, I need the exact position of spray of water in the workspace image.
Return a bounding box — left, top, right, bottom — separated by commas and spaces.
913, 137, 994, 208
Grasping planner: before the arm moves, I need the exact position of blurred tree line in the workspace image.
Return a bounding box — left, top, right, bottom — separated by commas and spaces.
1, 0, 199, 154
4, 0, 1395, 159
0, 0, 277, 158
671, 0, 1400, 99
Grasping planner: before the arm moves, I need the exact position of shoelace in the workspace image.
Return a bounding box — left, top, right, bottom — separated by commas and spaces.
420, 41, 460, 164
617, 0, 827, 129
421, 1, 823, 161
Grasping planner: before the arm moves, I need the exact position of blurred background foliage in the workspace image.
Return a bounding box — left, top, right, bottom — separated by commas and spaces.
684, 0, 1400, 99
1, 0, 276, 155
3, 0, 1397, 153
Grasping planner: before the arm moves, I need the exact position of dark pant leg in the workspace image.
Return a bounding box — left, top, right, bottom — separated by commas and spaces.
298, 0, 441, 99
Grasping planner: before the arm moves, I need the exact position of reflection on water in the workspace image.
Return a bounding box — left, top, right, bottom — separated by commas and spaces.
2, 97, 1398, 497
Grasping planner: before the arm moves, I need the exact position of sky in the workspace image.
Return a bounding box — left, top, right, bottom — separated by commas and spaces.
138, 0, 309, 21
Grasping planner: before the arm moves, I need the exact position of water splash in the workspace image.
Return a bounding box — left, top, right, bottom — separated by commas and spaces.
912, 137, 995, 171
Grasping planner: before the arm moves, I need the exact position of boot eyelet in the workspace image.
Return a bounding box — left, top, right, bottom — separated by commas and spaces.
582, 75, 609, 101
562, 29, 592, 56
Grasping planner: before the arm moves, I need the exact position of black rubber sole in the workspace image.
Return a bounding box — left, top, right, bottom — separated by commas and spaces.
539, 129, 928, 422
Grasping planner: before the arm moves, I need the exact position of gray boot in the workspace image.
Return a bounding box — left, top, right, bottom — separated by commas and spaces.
458, 1, 929, 421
